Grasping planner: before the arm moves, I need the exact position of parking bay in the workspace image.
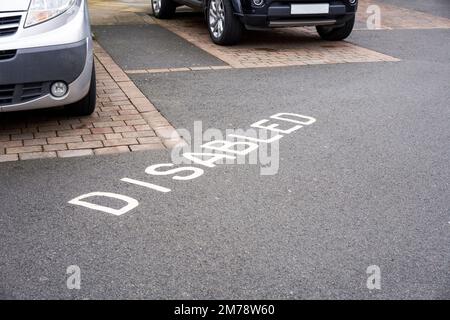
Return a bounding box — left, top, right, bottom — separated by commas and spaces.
0, 27, 449, 299
93, 24, 227, 71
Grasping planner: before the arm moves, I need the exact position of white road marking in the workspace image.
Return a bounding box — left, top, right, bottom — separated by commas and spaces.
68, 192, 139, 216
69, 112, 317, 216
144, 163, 204, 181
121, 178, 171, 192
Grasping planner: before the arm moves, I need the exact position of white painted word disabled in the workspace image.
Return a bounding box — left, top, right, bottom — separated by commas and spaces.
68, 112, 316, 216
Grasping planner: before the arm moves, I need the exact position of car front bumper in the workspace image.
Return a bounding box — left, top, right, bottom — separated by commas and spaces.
238, 1, 357, 28
0, 38, 93, 112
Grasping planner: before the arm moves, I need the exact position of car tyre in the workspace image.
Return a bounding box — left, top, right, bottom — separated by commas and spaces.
316, 15, 355, 41
207, 0, 243, 45
152, 0, 176, 19
66, 64, 96, 117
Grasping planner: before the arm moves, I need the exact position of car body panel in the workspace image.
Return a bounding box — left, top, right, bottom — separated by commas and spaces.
0, 0, 31, 12
0, 1, 89, 51
0, 38, 93, 112
0, 0, 93, 112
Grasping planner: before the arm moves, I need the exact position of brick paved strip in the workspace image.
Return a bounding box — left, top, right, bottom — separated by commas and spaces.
130, 144, 165, 151
137, 137, 164, 144
122, 130, 156, 138
105, 133, 122, 140
67, 141, 104, 150
58, 149, 94, 158
91, 127, 114, 134
19, 152, 56, 160
94, 146, 130, 155
154, 16, 400, 69
103, 138, 138, 147
47, 136, 83, 144
113, 126, 136, 133
23, 139, 47, 146
83, 134, 106, 142
34, 131, 57, 139
44, 144, 68, 152
11, 133, 33, 141
129, 97, 157, 113
134, 124, 152, 131
1, 140, 23, 148
125, 119, 147, 126
57, 129, 91, 137
7, 146, 42, 154
0, 154, 19, 162
111, 114, 143, 121
0, 129, 21, 135
93, 120, 126, 128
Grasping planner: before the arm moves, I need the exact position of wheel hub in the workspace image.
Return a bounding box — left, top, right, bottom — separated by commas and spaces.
153, 0, 162, 14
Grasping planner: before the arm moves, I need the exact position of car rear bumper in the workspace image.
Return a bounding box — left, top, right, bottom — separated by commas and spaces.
0, 38, 93, 112
239, 1, 357, 28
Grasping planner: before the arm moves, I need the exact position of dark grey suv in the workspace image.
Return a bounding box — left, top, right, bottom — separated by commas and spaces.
151, 0, 358, 45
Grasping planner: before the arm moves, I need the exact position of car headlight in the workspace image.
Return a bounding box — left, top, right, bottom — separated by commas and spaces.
25, 0, 77, 28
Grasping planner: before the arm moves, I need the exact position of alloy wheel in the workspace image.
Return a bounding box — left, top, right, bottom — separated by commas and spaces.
209, 0, 225, 39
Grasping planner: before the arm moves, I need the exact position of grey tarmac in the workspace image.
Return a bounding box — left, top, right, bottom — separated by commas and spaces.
0, 0, 449, 300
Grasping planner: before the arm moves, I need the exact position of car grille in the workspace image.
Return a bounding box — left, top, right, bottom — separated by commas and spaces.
0, 15, 21, 37
0, 50, 17, 60
0, 85, 15, 105
0, 82, 50, 106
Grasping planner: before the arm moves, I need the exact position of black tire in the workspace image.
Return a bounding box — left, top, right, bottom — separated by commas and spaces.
151, 0, 176, 19
66, 64, 96, 117
207, 0, 243, 45
316, 15, 355, 41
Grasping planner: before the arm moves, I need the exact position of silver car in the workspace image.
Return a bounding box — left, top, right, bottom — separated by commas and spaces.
0, 0, 95, 115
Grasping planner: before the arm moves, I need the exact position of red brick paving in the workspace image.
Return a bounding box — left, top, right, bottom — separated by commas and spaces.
0, 42, 185, 163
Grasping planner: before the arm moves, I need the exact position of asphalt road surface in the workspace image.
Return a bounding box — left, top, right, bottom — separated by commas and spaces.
0, 1, 449, 299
